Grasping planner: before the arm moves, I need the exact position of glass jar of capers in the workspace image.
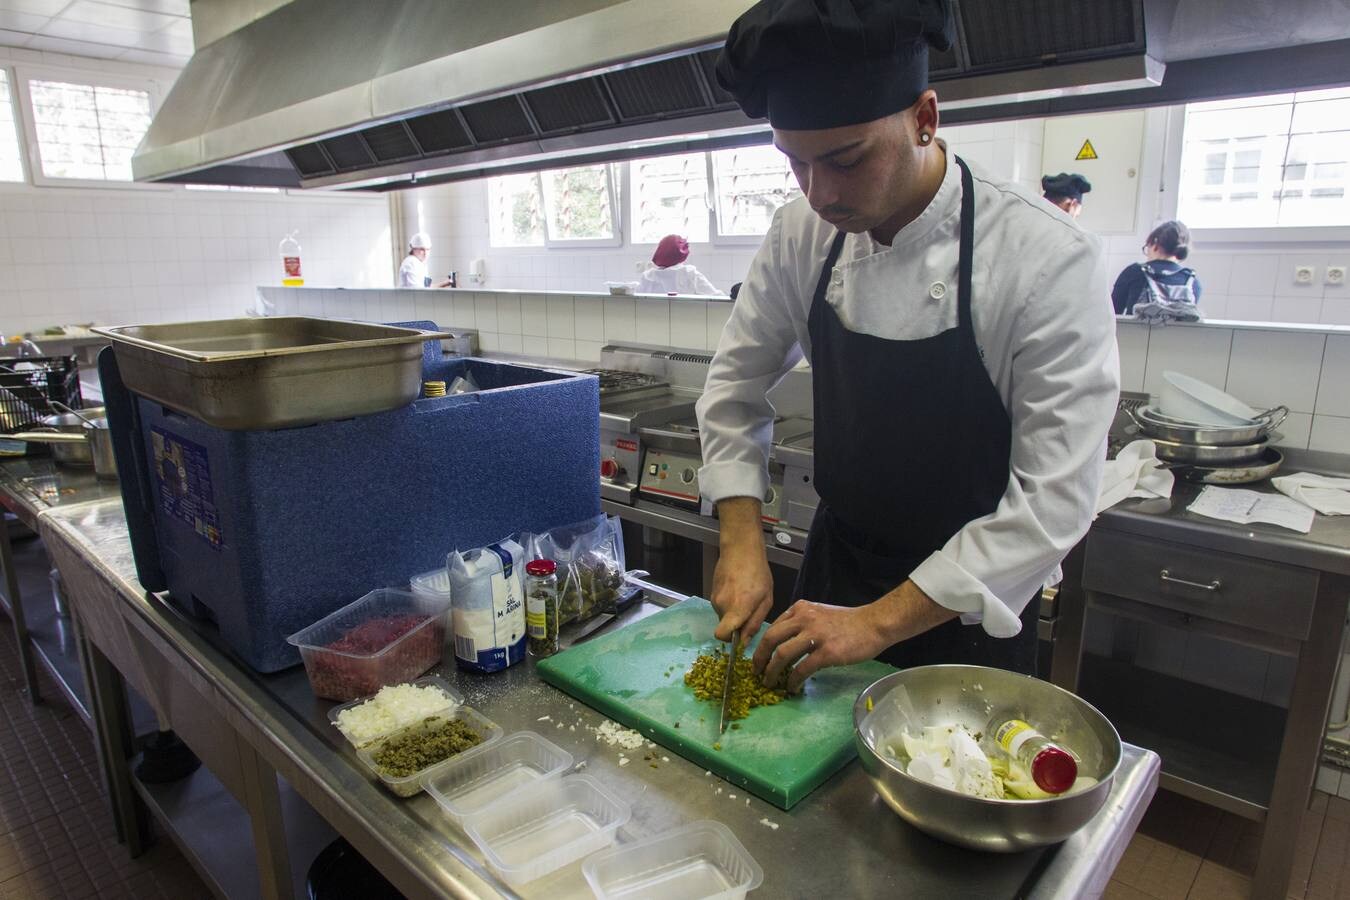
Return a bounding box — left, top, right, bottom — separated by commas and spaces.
525, 558, 560, 656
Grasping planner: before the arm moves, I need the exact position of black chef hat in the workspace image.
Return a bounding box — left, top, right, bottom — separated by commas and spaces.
716, 0, 955, 130
1041, 173, 1092, 203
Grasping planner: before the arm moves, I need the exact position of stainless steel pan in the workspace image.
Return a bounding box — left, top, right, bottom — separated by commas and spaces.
10, 407, 118, 480
1170, 447, 1284, 485
1128, 404, 1287, 446
1149, 434, 1277, 466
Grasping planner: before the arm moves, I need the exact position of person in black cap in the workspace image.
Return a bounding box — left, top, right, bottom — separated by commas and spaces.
1042, 173, 1092, 219
695, 0, 1119, 690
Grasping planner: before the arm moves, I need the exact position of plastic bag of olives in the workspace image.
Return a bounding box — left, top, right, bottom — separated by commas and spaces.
522, 514, 626, 626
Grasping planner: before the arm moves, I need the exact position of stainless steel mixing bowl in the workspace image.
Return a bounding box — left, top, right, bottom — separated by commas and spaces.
853, 665, 1122, 852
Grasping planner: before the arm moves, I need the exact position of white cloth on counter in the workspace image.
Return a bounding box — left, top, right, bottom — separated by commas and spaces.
1270, 472, 1350, 516
696, 142, 1119, 638
1096, 439, 1173, 514
1187, 486, 1315, 533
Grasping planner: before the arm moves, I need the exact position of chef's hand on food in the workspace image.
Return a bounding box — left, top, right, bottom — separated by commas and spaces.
754, 581, 957, 694
710, 497, 774, 644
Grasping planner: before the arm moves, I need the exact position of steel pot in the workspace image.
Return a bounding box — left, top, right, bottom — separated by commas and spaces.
1149, 434, 1277, 466
10, 407, 118, 480
1128, 404, 1287, 446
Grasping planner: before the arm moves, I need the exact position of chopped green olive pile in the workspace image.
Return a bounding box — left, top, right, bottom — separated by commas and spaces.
684, 645, 787, 721
371, 716, 483, 778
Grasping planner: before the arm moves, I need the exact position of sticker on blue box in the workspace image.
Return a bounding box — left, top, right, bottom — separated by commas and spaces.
151, 427, 223, 550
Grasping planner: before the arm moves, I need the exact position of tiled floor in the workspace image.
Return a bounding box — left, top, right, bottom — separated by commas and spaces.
1106, 787, 1350, 899
0, 554, 209, 898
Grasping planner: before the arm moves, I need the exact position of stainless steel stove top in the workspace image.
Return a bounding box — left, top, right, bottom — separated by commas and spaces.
582, 368, 670, 399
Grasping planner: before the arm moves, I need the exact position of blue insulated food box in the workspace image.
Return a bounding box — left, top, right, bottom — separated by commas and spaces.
126, 354, 599, 672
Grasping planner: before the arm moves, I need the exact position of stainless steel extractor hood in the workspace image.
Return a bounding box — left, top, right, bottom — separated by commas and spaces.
136, 0, 1350, 191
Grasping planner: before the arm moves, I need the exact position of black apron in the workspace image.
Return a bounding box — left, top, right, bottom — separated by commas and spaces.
792, 156, 1039, 674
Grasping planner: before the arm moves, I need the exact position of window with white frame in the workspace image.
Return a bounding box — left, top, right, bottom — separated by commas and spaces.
711, 145, 801, 237
1178, 88, 1350, 228
489, 172, 546, 247
539, 164, 618, 242
184, 183, 281, 193
25, 77, 153, 182
630, 152, 710, 244
0, 71, 24, 183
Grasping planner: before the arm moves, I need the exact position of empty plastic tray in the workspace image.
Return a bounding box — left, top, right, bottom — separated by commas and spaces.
424, 731, 573, 825
327, 675, 465, 749
356, 706, 503, 798
583, 821, 764, 900
462, 775, 630, 887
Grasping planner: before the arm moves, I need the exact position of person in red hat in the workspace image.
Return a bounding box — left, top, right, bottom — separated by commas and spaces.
636, 234, 723, 296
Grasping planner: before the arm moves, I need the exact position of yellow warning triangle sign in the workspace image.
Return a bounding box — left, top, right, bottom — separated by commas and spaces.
1075, 139, 1098, 161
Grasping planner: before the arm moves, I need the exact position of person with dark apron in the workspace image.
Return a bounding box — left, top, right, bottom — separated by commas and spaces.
695, 0, 1120, 693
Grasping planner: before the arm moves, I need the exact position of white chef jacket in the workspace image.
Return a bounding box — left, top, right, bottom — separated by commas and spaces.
695, 144, 1120, 637
637, 262, 723, 296
399, 253, 428, 288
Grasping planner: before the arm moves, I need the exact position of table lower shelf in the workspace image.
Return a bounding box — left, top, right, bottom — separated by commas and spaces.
1078, 654, 1284, 820
134, 766, 337, 900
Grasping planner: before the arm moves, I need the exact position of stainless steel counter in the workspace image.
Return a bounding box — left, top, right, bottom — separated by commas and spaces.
36, 493, 1158, 900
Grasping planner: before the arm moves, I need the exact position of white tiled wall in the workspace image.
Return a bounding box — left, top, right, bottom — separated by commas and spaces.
0, 187, 393, 335
258, 287, 733, 361
1117, 320, 1350, 453
0, 47, 394, 336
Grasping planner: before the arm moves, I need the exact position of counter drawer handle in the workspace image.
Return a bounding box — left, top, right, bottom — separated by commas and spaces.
1159, 569, 1221, 592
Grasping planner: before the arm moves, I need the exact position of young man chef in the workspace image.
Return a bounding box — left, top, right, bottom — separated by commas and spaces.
695, 0, 1119, 692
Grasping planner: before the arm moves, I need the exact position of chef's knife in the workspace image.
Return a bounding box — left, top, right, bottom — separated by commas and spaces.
719, 629, 739, 734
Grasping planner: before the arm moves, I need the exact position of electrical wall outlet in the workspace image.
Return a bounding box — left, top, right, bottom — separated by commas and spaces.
1295, 265, 1316, 285
1328, 266, 1347, 286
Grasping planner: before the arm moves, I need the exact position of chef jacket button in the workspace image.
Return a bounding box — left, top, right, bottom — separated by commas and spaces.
929, 281, 947, 300
831, 267, 843, 286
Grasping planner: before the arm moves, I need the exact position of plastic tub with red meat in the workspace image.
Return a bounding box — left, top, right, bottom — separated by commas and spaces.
287, 588, 451, 701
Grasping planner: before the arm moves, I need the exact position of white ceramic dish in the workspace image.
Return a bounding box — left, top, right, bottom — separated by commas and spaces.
1159, 371, 1257, 427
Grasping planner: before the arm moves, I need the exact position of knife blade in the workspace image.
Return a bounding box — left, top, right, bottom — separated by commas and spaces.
718, 629, 739, 734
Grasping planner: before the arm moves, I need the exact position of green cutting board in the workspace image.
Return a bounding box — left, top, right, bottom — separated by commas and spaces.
535, 597, 895, 810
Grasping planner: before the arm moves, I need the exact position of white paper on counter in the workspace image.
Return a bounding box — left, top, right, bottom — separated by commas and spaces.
1270, 472, 1350, 516
1187, 486, 1316, 533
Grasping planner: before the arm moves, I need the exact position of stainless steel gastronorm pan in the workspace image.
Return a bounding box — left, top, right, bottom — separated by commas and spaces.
93, 317, 451, 430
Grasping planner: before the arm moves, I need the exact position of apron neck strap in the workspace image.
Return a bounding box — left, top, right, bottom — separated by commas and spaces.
954, 155, 976, 334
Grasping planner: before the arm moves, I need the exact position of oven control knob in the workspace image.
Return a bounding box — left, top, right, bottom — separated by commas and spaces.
763, 487, 777, 505
600, 458, 621, 480
679, 467, 696, 484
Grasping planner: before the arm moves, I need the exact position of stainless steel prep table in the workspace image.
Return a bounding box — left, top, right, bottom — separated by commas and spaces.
0, 456, 122, 712
35, 494, 1158, 900
1053, 460, 1350, 900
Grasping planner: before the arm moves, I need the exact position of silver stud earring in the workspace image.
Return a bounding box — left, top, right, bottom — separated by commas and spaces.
919, 133, 932, 146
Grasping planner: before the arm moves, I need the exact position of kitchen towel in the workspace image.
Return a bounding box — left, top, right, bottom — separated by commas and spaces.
1271, 472, 1350, 516
1096, 439, 1173, 515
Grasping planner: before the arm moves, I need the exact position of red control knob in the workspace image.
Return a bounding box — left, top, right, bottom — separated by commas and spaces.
600, 458, 620, 479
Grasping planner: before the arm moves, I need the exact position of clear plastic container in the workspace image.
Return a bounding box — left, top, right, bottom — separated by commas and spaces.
424, 731, 573, 825
462, 774, 630, 888
582, 821, 764, 900
410, 568, 456, 651
287, 588, 451, 701
355, 706, 503, 798
327, 675, 465, 749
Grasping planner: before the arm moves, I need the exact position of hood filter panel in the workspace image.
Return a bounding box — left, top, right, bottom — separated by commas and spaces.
958, 0, 1140, 68
461, 95, 536, 144
524, 79, 616, 134
604, 56, 709, 120
406, 110, 473, 154
361, 121, 421, 163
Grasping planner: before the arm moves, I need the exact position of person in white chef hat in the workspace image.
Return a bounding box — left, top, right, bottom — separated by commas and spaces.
696, 0, 1119, 691
399, 232, 452, 288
